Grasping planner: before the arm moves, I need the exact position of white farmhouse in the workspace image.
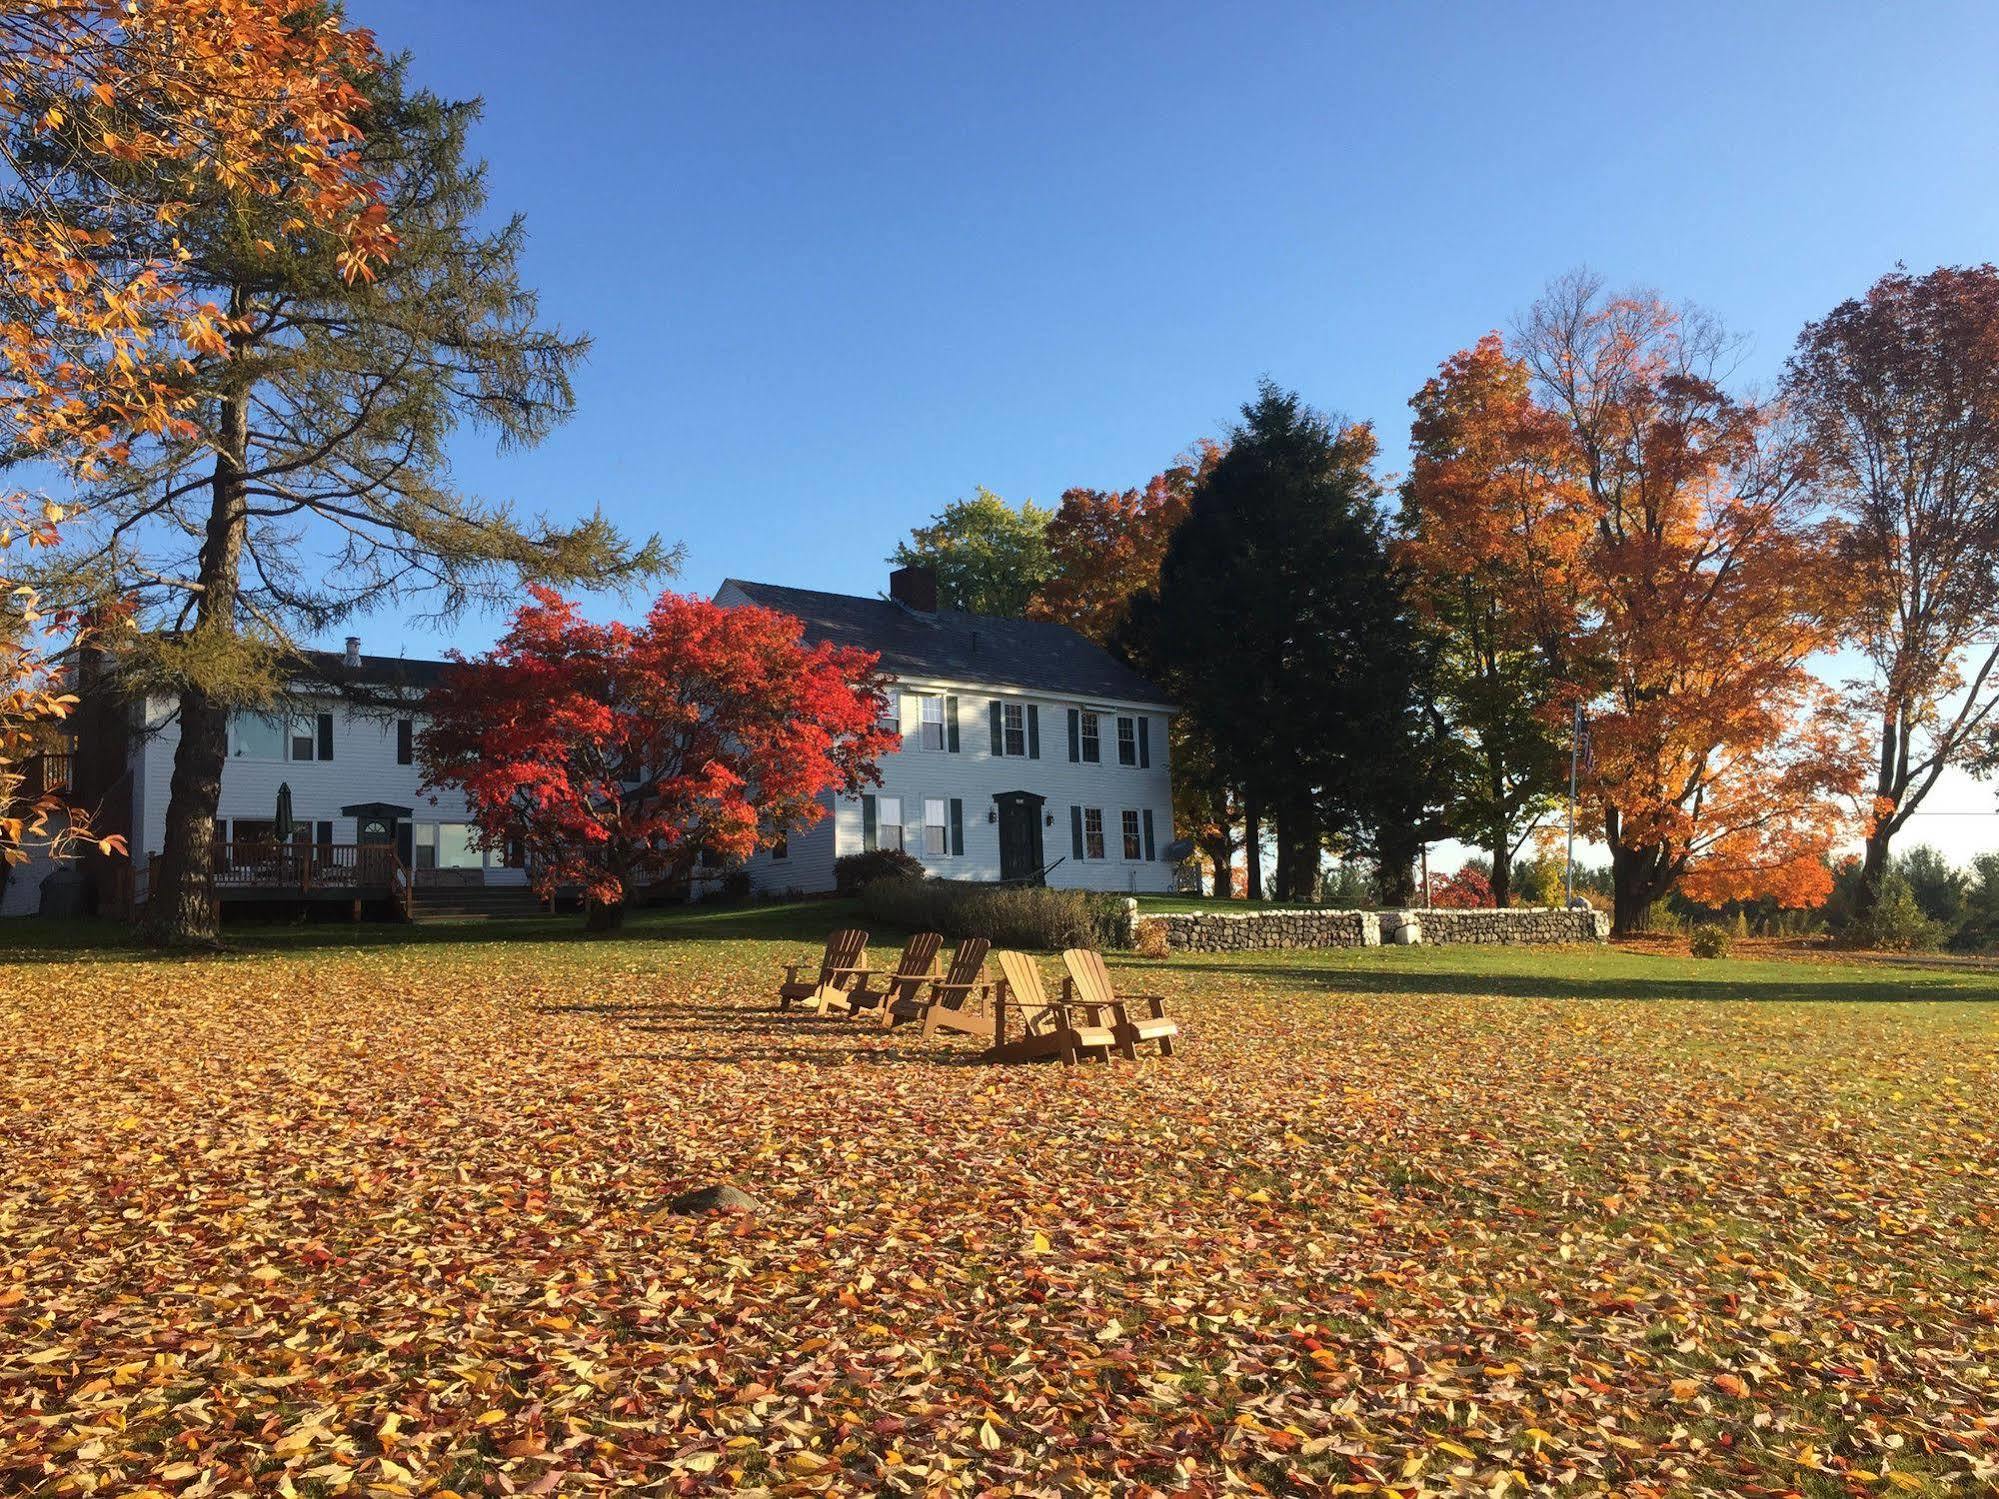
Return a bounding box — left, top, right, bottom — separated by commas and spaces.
44, 638, 533, 920
717, 568, 1180, 895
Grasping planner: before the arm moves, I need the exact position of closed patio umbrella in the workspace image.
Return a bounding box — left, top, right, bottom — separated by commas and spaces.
274, 781, 295, 843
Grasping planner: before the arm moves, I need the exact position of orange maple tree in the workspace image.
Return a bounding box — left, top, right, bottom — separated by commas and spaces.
1028, 442, 1221, 644
1417, 276, 1860, 931
0, 0, 391, 861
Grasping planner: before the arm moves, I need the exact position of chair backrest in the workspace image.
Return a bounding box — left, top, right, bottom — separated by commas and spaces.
897, 931, 943, 979
1061, 947, 1115, 1008
819, 929, 868, 980
994, 949, 1047, 1007
942, 936, 990, 988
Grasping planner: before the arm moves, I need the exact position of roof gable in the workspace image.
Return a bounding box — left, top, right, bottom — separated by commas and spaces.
720, 579, 1172, 707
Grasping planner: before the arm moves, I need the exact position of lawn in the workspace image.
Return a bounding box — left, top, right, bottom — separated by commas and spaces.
2, 915, 1995, 1495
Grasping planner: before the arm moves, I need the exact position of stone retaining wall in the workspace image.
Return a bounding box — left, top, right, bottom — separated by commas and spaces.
1139, 904, 1608, 953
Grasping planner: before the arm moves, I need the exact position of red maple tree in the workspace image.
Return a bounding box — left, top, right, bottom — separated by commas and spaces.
419, 589, 896, 928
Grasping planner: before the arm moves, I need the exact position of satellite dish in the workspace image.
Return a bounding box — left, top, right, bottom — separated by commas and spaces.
1162, 838, 1196, 863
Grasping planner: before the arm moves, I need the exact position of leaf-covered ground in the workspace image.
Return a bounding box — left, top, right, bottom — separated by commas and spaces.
3, 910, 1996, 1496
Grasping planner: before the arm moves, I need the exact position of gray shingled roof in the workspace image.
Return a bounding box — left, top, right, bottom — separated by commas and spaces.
722, 579, 1173, 708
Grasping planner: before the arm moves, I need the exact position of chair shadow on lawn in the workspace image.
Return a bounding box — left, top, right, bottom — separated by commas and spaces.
538, 997, 992, 1067
1152, 956, 1999, 1005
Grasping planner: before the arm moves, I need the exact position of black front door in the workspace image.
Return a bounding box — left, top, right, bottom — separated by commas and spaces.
995, 792, 1045, 883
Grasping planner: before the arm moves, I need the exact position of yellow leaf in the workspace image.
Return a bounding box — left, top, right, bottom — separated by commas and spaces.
1029, 1230, 1050, 1254
978, 1420, 1001, 1450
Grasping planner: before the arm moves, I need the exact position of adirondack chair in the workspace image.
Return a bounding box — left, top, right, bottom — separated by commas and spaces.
985, 950, 1117, 1066
1062, 947, 1178, 1058
776, 929, 869, 1012
890, 936, 991, 1033
838, 931, 943, 1019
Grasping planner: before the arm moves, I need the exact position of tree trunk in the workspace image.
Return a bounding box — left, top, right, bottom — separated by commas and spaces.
1201, 833, 1235, 899
145, 361, 250, 949
1242, 791, 1263, 901
1854, 826, 1893, 921
1273, 801, 1318, 902
1489, 834, 1512, 909
1609, 840, 1666, 936
585, 897, 626, 933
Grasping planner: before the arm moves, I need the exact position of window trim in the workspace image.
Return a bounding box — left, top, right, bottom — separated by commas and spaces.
877, 795, 905, 851
1080, 710, 1101, 764
919, 693, 946, 751
1003, 703, 1026, 758
922, 797, 947, 855
1117, 715, 1138, 767
1120, 808, 1143, 861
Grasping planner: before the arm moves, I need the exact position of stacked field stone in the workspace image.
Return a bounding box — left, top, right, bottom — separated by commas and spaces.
1141, 905, 1607, 953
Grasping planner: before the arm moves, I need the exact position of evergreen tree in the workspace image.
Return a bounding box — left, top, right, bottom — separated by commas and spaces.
1149, 382, 1430, 901
37, 55, 668, 945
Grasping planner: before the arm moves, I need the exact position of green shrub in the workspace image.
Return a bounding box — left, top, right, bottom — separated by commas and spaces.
1844, 875, 1946, 953
1688, 924, 1732, 959
859, 878, 1128, 952
834, 847, 925, 895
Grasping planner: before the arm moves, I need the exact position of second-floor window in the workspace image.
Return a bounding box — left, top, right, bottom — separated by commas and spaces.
231, 712, 330, 762
1117, 716, 1137, 766
1003, 703, 1026, 757
1080, 710, 1101, 763
919, 694, 945, 750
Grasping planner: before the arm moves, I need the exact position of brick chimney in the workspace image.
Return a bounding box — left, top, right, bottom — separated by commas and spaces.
889, 565, 938, 613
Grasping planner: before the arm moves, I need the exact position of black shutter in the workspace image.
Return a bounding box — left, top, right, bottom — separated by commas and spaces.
315, 819, 333, 850
1143, 809, 1156, 860
1070, 805, 1084, 860
316, 712, 334, 761
949, 798, 963, 856
862, 795, 877, 851
1027, 704, 1040, 759
989, 700, 1004, 756
946, 696, 960, 753
1067, 708, 1080, 762
396, 718, 413, 765
1138, 716, 1150, 769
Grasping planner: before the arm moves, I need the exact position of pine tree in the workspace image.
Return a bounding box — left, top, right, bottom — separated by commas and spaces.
1149, 383, 1431, 902
35, 56, 669, 945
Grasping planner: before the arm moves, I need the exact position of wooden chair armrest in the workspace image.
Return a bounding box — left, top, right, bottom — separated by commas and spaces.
782, 962, 801, 982
824, 964, 873, 979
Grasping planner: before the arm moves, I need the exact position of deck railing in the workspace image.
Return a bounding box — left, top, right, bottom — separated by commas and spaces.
17, 752, 72, 800
139, 840, 412, 911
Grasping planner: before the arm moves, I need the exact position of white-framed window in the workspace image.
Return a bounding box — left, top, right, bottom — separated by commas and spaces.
231, 711, 327, 762
1003, 703, 1026, 757
229, 713, 288, 761
1117, 716, 1138, 766
920, 694, 945, 750
1121, 809, 1143, 860
923, 798, 947, 855
771, 832, 789, 861
1083, 807, 1106, 861
877, 795, 904, 851
1080, 710, 1101, 764
412, 822, 437, 870
436, 822, 485, 870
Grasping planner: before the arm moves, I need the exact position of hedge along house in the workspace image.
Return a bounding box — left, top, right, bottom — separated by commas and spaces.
717, 568, 1179, 894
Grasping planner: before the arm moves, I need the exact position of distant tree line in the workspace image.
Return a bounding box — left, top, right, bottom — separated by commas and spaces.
891, 264, 1999, 939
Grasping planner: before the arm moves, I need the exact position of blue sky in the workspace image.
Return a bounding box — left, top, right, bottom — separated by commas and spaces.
350, 0, 1999, 856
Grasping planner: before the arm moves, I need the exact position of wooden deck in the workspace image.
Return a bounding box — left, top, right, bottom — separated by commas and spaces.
141, 842, 414, 918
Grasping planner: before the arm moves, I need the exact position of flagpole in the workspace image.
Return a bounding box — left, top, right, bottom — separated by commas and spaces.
1564, 700, 1581, 907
